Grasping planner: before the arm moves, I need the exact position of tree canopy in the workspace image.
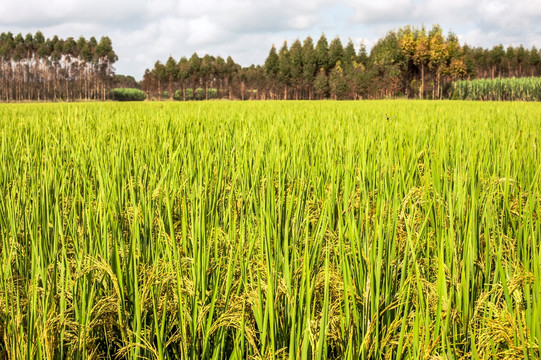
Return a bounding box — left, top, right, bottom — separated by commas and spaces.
0, 31, 117, 101
142, 25, 541, 100
2, 25, 540, 102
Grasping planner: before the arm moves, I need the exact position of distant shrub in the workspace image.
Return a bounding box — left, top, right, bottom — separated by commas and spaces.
173, 88, 219, 101
174, 90, 183, 100
110, 88, 146, 101
195, 88, 205, 100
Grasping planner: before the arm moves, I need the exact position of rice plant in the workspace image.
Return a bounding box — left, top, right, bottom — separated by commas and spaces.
0, 100, 539, 359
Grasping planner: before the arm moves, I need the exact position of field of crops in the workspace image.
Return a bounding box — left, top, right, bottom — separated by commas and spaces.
451, 77, 541, 101
0, 100, 540, 359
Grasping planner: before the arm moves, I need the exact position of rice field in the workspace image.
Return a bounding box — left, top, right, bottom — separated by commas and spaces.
0, 100, 540, 359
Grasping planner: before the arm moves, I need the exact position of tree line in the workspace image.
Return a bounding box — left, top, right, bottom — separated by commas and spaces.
143, 24, 541, 100
0, 31, 117, 101
2, 25, 540, 102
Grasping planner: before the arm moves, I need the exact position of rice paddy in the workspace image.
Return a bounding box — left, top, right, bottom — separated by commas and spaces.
0, 100, 540, 359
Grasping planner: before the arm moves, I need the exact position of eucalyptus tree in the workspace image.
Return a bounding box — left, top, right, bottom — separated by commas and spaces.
264, 45, 279, 99
165, 56, 178, 99
289, 39, 303, 99
225, 56, 239, 99
529, 46, 541, 76
301, 36, 316, 99
278, 41, 291, 99
328, 36, 344, 70
200, 54, 215, 99
178, 57, 190, 100
489, 45, 505, 79
315, 34, 330, 74
343, 39, 356, 68
0, 31, 117, 101
138, 24, 537, 101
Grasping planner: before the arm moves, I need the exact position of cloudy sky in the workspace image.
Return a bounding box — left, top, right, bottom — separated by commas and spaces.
1, 0, 540, 79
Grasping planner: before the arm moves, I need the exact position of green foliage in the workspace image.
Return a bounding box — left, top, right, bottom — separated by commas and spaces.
328, 36, 344, 70
314, 68, 329, 98
173, 89, 183, 100
0, 101, 540, 359
0, 31, 118, 101
173, 88, 217, 101
110, 88, 146, 101
451, 77, 541, 101
329, 62, 349, 99
112, 74, 140, 89
140, 25, 541, 101
264, 45, 279, 79
315, 34, 330, 73
195, 88, 205, 100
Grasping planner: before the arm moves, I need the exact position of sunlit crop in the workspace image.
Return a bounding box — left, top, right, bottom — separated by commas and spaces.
0, 100, 539, 359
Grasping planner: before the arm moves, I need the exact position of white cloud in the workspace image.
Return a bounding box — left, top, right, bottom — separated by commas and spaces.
347, 0, 416, 23
1, 0, 539, 79
187, 16, 224, 45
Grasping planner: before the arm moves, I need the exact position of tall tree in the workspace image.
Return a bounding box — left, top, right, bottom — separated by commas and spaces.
264, 45, 279, 99
225, 56, 239, 99
428, 25, 447, 98
165, 56, 178, 99
414, 28, 430, 99
315, 34, 329, 74
302, 36, 316, 100
529, 46, 541, 76
314, 68, 329, 99
289, 39, 303, 99
177, 56, 190, 100
0, 31, 117, 101
329, 62, 348, 99
278, 41, 290, 99
489, 45, 505, 79
328, 36, 344, 70
343, 39, 356, 68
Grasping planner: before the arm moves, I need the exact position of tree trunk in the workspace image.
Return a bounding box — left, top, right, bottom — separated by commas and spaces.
419, 63, 424, 99
241, 81, 245, 100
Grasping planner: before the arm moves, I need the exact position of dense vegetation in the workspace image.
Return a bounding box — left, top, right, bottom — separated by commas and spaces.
0, 31, 117, 101
451, 77, 541, 101
143, 25, 541, 100
110, 88, 147, 101
2, 25, 540, 102
0, 101, 539, 359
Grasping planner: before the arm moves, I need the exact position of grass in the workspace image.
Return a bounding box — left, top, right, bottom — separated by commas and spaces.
0, 100, 540, 359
